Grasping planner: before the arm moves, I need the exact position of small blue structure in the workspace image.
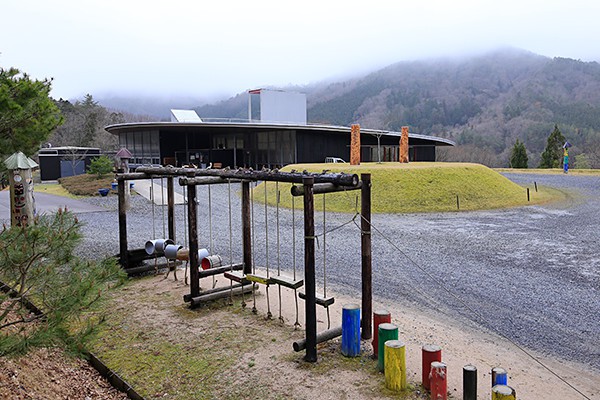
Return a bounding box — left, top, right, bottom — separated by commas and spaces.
341, 304, 361, 357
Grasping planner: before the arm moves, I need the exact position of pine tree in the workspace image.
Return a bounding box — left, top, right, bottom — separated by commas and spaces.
0, 67, 63, 159
510, 139, 528, 168
539, 124, 566, 168
0, 210, 125, 355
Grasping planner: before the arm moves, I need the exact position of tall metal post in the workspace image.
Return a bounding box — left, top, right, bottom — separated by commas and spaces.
118, 179, 128, 268
303, 176, 317, 362
241, 181, 252, 274
167, 176, 175, 242
361, 173, 372, 340
187, 183, 200, 299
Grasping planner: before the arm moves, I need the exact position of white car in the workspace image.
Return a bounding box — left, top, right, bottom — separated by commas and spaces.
325, 157, 346, 163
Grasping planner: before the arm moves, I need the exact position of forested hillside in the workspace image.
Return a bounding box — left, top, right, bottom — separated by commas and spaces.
48, 94, 154, 151
196, 49, 600, 168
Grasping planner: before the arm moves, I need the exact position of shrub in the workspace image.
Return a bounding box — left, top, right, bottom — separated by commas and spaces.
0, 210, 126, 355
87, 155, 114, 177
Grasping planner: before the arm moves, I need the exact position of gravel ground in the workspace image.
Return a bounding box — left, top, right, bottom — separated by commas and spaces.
62, 173, 599, 371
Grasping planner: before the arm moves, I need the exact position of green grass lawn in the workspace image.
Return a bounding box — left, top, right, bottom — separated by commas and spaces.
495, 167, 600, 176
254, 162, 565, 213
34, 182, 81, 198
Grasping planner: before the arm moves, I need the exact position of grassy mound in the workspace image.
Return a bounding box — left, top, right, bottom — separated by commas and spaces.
255, 162, 564, 213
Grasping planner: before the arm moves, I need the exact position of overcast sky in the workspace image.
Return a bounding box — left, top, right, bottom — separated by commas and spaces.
2, 0, 599, 102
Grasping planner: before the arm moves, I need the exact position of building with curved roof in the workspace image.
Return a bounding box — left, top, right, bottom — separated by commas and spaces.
105, 120, 454, 169
105, 89, 454, 168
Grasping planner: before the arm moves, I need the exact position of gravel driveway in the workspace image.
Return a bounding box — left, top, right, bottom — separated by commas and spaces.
45, 172, 599, 371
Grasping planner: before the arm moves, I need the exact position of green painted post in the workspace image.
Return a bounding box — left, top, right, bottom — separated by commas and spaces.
377, 323, 398, 372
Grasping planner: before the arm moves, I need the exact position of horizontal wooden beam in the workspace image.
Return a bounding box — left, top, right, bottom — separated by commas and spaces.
132, 166, 359, 186
179, 176, 241, 186
290, 182, 362, 196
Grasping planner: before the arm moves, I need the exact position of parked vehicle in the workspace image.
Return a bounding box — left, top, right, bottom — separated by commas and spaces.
325, 157, 346, 163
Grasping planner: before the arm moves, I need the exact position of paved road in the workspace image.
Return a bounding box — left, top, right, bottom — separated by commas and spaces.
69, 173, 599, 371
0, 189, 107, 222
132, 179, 185, 205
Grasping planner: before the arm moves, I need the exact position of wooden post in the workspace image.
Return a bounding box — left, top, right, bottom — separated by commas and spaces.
118, 178, 128, 268
361, 173, 372, 340
293, 325, 343, 352
492, 367, 508, 386
430, 361, 447, 400
422, 344, 442, 390
350, 124, 361, 165
399, 126, 409, 163
463, 364, 477, 400
372, 309, 391, 358
303, 176, 317, 362
187, 183, 200, 299
385, 340, 407, 391
341, 304, 361, 357
4, 152, 38, 227
377, 323, 398, 372
492, 385, 516, 400
241, 181, 252, 274
457, 195, 460, 210
534, 181, 538, 192
167, 176, 175, 242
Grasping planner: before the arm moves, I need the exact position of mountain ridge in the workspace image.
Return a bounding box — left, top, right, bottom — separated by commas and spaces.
97, 48, 600, 167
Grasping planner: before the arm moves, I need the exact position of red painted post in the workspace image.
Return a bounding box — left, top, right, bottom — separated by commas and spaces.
422, 344, 442, 390
372, 309, 391, 358
430, 361, 447, 400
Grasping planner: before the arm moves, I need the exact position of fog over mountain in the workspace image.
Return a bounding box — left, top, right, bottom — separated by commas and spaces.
96, 48, 600, 168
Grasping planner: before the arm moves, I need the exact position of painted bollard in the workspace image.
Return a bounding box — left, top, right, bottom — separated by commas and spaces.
422, 344, 442, 390
377, 323, 398, 372
491, 367, 508, 386
372, 309, 391, 359
492, 384, 516, 400
341, 304, 361, 357
384, 340, 406, 391
430, 361, 447, 400
463, 364, 477, 400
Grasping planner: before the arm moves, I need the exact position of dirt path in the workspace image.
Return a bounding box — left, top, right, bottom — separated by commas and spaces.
1, 270, 597, 399
90, 272, 599, 399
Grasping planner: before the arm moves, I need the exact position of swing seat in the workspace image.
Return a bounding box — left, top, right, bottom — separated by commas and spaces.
299, 292, 335, 307
245, 273, 273, 285
224, 270, 250, 284
271, 275, 304, 290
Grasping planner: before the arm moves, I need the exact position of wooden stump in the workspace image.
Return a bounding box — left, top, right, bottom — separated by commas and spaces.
422, 344, 442, 390
492, 384, 516, 400
384, 340, 406, 391
372, 309, 391, 358
377, 323, 398, 372
430, 361, 447, 400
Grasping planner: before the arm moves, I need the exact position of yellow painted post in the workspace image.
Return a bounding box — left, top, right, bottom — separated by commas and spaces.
492, 384, 516, 400
384, 340, 406, 391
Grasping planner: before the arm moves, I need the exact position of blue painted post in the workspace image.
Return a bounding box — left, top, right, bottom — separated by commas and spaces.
492, 367, 508, 386
341, 304, 361, 357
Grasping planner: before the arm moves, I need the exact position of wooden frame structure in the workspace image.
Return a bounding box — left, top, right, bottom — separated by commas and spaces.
115, 166, 372, 362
